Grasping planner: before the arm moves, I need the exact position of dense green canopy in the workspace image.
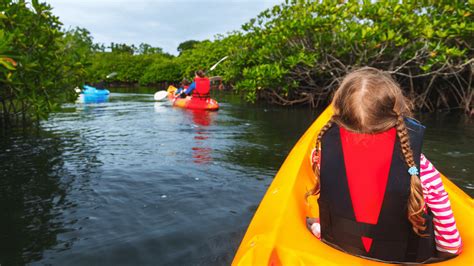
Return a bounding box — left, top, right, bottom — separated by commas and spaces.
89, 0, 473, 112
1, 0, 472, 124
0, 0, 90, 122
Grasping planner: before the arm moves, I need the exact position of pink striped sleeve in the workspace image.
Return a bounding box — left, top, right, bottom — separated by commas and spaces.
420, 154, 462, 254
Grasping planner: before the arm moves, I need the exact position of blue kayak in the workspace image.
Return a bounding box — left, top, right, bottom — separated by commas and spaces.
83, 85, 110, 95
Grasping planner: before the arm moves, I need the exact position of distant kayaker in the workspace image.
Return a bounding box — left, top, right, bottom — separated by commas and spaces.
96, 80, 106, 90
167, 85, 177, 94
174, 79, 190, 97
306, 67, 462, 263
179, 70, 210, 99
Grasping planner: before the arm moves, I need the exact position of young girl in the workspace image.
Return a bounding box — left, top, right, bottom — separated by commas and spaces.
306, 67, 462, 263
174, 79, 190, 97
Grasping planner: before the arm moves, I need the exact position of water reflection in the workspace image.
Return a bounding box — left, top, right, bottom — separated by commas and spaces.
0, 126, 100, 265
153, 102, 168, 113
218, 105, 319, 172
187, 110, 216, 164
418, 112, 473, 192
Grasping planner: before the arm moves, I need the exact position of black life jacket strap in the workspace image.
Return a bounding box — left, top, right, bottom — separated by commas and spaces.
330, 214, 408, 241
321, 201, 436, 262
406, 211, 437, 262
320, 198, 407, 240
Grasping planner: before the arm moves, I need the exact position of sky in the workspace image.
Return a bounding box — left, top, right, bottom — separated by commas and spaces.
45, 0, 284, 55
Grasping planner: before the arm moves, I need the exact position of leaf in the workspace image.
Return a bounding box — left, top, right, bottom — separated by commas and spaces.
436, 31, 447, 38
393, 5, 400, 14
387, 29, 395, 41
420, 64, 431, 72
378, 7, 385, 16
424, 25, 434, 38
0, 57, 16, 70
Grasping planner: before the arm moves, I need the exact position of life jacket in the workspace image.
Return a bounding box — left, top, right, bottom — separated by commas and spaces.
193, 77, 210, 99
318, 118, 436, 263
167, 85, 177, 94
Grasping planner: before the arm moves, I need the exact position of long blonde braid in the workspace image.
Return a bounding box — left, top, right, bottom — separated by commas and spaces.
306, 117, 334, 199
396, 115, 428, 236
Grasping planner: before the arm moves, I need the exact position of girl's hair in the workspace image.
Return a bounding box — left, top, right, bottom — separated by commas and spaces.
195, 70, 205, 78
182, 79, 190, 86
307, 67, 427, 236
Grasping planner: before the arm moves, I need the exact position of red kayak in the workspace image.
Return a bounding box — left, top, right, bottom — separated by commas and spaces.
169, 94, 219, 111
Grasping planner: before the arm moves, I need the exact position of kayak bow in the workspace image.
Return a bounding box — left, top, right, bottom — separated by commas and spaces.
82, 85, 110, 95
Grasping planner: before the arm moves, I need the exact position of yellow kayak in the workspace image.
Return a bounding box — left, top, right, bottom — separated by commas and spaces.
232, 106, 473, 265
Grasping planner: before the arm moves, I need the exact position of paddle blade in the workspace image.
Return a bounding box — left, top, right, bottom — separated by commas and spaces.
74, 87, 82, 93
106, 72, 117, 79
154, 90, 169, 101
209, 56, 228, 71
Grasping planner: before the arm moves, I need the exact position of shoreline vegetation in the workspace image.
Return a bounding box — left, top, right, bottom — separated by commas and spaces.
1, 0, 473, 125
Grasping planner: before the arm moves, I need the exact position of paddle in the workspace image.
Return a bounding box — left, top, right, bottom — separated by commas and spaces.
106, 72, 117, 79
209, 56, 229, 71
154, 90, 169, 101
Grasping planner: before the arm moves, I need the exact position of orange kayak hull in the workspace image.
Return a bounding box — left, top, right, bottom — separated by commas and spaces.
171, 95, 219, 111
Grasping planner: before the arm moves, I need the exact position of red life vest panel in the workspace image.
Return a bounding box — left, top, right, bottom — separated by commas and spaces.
318, 118, 436, 263
193, 77, 210, 99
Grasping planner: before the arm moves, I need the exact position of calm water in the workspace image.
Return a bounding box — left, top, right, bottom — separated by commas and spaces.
0, 90, 472, 265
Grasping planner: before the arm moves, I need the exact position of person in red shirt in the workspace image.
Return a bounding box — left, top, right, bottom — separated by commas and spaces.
179, 70, 210, 99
